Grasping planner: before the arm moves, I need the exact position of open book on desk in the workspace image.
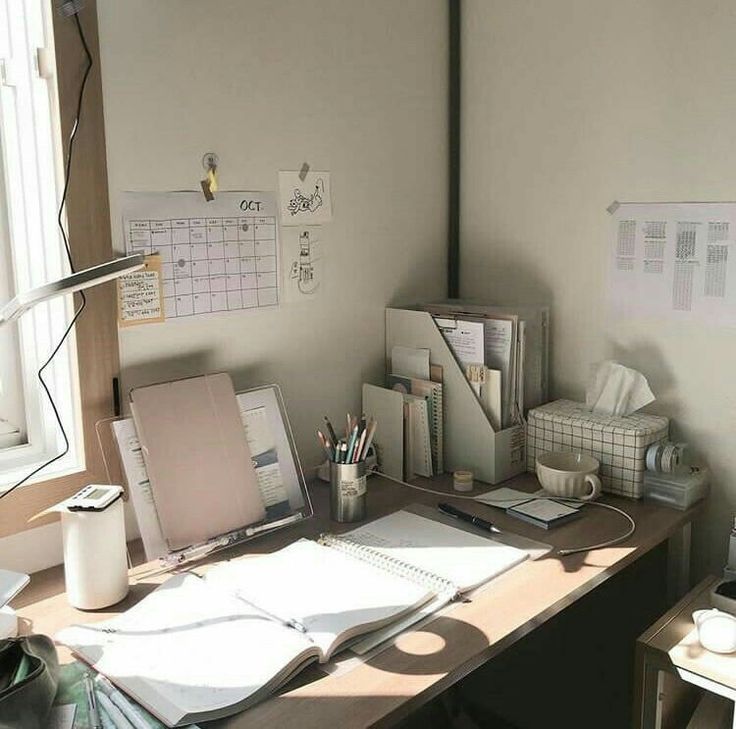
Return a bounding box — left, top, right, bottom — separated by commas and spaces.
55, 511, 527, 727
55, 539, 432, 727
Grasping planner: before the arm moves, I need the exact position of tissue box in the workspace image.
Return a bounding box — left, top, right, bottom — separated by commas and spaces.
526, 399, 668, 498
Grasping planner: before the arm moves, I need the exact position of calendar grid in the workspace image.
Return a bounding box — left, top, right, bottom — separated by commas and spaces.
126, 214, 278, 318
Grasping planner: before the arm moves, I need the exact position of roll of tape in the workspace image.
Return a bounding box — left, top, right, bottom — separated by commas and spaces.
647, 441, 687, 473
646, 443, 661, 472
453, 470, 474, 492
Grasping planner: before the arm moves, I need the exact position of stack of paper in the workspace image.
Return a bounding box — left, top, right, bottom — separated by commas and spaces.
387, 373, 444, 475
362, 346, 445, 480
427, 302, 549, 430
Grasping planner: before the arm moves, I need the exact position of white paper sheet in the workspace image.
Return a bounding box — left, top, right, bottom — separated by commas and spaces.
390, 345, 431, 380
475, 486, 537, 509
434, 317, 485, 368
112, 418, 168, 561
342, 510, 527, 592
278, 171, 333, 225
122, 192, 279, 320
483, 318, 514, 427
609, 202, 736, 323
205, 539, 432, 659
282, 227, 323, 302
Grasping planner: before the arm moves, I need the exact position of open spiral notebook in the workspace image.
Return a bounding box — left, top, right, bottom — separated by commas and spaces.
55, 510, 527, 727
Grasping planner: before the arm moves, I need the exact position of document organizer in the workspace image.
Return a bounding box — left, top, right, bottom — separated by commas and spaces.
96, 382, 313, 567
386, 307, 525, 484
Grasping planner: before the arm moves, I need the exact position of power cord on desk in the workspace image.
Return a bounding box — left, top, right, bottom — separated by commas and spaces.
367, 467, 636, 557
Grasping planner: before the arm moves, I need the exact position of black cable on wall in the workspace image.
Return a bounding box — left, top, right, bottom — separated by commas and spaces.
447, 0, 461, 298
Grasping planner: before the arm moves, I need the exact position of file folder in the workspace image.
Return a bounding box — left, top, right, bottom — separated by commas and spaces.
386, 307, 526, 484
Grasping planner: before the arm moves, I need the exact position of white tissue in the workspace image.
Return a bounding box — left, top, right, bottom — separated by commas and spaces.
585, 360, 655, 416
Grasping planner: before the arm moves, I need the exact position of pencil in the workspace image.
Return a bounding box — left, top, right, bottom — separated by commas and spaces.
346, 425, 359, 462
317, 430, 333, 461
324, 416, 339, 446
354, 428, 367, 463
361, 420, 377, 461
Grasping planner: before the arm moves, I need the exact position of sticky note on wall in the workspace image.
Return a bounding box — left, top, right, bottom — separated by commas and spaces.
117, 254, 165, 327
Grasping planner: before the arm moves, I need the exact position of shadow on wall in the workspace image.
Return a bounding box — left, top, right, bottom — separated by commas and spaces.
460, 243, 556, 303
390, 259, 555, 312
121, 350, 216, 404
388, 257, 449, 308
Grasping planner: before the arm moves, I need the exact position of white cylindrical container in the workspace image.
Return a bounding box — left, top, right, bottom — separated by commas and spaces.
61, 498, 129, 610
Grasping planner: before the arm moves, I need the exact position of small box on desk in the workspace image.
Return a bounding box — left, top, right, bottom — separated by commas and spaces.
526, 399, 668, 499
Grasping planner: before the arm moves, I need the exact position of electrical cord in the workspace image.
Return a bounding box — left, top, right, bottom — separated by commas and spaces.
0, 12, 92, 501
366, 468, 636, 557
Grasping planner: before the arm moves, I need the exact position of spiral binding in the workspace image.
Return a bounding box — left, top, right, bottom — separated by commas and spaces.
318, 533, 459, 600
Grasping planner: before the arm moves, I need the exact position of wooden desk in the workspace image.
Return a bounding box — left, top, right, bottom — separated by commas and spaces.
16, 474, 701, 729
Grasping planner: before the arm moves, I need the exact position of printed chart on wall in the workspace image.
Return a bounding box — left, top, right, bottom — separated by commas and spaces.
121, 192, 279, 320
609, 202, 736, 324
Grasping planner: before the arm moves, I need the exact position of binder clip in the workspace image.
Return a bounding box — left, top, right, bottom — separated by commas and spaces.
201, 152, 219, 202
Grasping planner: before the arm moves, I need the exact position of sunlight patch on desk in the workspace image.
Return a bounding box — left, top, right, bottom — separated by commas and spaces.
394, 631, 446, 656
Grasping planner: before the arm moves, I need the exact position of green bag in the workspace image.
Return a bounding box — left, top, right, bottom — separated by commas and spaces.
0, 635, 59, 729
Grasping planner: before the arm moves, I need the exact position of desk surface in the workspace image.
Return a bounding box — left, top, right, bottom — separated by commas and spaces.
17, 473, 701, 729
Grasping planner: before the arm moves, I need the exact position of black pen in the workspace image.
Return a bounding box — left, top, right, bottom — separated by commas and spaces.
438, 502, 500, 534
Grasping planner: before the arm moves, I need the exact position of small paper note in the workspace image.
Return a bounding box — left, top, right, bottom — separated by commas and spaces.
117, 254, 165, 327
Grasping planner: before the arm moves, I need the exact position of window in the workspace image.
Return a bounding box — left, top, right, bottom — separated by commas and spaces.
0, 1, 88, 497
0, 3, 118, 542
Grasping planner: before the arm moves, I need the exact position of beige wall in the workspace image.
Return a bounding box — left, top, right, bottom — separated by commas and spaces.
462, 0, 736, 576
96, 1, 448, 470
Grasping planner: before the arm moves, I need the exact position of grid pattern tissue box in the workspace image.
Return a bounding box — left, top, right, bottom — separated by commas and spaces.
526, 399, 669, 498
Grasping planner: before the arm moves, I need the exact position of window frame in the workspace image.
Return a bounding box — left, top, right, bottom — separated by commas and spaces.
0, 0, 84, 483
0, 0, 120, 538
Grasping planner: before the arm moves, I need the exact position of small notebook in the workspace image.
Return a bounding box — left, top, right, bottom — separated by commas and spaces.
403, 394, 433, 478
56, 511, 527, 726
387, 374, 444, 475
362, 383, 405, 480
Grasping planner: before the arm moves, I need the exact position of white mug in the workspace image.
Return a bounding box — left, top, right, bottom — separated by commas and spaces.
536, 452, 602, 502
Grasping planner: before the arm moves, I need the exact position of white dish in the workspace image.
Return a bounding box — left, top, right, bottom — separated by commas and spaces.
693, 608, 736, 654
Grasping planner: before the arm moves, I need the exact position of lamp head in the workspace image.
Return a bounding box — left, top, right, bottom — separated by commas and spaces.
0, 253, 145, 327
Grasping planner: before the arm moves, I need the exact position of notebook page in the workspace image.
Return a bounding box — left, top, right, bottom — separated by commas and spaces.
205, 540, 433, 659
342, 510, 528, 591
56, 573, 317, 726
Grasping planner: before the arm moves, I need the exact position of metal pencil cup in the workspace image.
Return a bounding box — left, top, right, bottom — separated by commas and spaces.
330, 461, 367, 523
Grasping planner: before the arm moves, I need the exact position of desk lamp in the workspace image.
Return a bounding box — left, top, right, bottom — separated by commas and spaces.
0, 252, 144, 629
